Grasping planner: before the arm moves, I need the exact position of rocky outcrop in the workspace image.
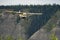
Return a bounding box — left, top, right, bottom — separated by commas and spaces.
0, 12, 31, 40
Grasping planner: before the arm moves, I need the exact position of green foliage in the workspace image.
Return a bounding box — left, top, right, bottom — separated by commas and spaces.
17, 36, 23, 40
49, 33, 58, 40
5, 35, 13, 40
0, 35, 24, 40
0, 4, 59, 13
46, 23, 56, 32
0, 36, 2, 40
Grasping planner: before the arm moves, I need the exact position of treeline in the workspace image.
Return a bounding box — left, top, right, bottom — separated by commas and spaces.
0, 4, 60, 13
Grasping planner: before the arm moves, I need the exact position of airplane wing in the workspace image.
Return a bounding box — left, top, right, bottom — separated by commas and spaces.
27, 13, 42, 16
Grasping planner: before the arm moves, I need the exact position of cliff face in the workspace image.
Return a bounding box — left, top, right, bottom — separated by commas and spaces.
0, 12, 30, 40
0, 10, 58, 40
28, 10, 60, 40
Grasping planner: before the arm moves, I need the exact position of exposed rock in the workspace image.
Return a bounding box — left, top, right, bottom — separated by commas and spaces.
0, 12, 30, 40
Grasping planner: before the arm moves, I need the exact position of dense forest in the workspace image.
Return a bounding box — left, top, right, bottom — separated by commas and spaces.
0, 4, 60, 13
0, 4, 60, 38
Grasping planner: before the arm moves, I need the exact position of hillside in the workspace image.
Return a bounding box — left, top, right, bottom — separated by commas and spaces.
28, 10, 60, 40
0, 9, 59, 40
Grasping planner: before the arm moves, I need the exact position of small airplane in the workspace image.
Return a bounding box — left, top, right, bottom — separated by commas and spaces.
4, 10, 43, 19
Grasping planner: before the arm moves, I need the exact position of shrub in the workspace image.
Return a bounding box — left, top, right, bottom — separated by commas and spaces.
5, 35, 13, 40
46, 23, 56, 32
0, 35, 2, 40
49, 33, 58, 40
17, 36, 23, 40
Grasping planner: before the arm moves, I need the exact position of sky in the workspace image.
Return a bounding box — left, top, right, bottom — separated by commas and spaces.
0, 0, 60, 5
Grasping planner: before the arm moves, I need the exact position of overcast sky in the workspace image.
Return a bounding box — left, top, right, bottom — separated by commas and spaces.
0, 0, 60, 5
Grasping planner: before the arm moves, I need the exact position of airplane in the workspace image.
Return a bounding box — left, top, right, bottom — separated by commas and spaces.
3, 10, 43, 19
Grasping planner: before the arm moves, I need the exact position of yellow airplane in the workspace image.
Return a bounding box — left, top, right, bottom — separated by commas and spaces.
4, 10, 43, 19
